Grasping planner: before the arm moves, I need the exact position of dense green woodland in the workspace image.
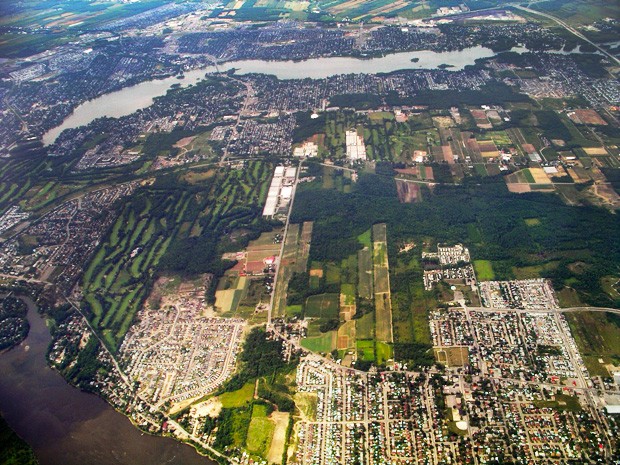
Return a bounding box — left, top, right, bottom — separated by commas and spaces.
0, 416, 38, 465
292, 174, 620, 308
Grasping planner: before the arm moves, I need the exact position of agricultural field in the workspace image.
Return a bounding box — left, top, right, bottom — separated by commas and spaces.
319, 0, 419, 21
505, 168, 554, 193
215, 272, 249, 315
296, 110, 436, 162
566, 311, 620, 377
305, 293, 339, 319
301, 330, 335, 353
246, 403, 275, 457
531, 0, 620, 27
0, 0, 169, 56
372, 223, 393, 344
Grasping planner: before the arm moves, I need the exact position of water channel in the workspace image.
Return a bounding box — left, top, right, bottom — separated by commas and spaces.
0, 298, 215, 465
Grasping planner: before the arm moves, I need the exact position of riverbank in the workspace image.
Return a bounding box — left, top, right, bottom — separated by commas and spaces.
0, 296, 216, 465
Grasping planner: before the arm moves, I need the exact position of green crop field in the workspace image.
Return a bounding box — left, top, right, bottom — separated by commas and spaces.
357, 340, 376, 362
357, 247, 374, 300
305, 293, 339, 319
566, 311, 620, 377
356, 312, 375, 340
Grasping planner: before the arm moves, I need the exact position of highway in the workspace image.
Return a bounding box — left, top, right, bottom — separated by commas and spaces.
464, 305, 620, 315
513, 5, 620, 66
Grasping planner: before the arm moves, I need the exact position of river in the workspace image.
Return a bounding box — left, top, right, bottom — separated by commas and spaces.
42, 46, 508, 145
0, 298, 214, 465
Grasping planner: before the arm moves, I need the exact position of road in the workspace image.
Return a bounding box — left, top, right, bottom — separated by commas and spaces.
465, 305, 620, 315
64, 296, 132, 388
513, 5, 620, 66
267, 159, 302, 324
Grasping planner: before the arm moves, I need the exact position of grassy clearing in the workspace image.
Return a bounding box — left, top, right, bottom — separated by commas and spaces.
512, 261, 559, 279
341, 283, 356, 305
566, 311, 620, 377
219, 383, 255, 408
357, 229, 372, 248
534, 393, 581, 412
557, 288, 583, 307
355, 312, 375, 339
375, 342, 393, 365
286, 304, 303, 317
301, 332, 335, 353
474, 260, 495, 281
246, 415, 274, 457
357, 339, 376, 362
294, 392, 318, 421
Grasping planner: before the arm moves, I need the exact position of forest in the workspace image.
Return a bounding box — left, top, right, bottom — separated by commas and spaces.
0, 416, 38, 465
291, 174, 620, 308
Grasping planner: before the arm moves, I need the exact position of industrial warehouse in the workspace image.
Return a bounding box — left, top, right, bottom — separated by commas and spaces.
262, 165, 297, 218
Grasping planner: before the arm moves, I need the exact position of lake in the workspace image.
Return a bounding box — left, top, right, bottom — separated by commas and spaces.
43, 46, 505, 145
0, 298, 214, 465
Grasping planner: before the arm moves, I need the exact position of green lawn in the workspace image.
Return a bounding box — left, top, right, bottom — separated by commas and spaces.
376, 342, 393, 365
246, 416, 274, 457
357, 339, 375, 362
301, 332, 335, 353
219, 383, 255, 408
566, 311, 620, 377
474, 260, 495, 281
